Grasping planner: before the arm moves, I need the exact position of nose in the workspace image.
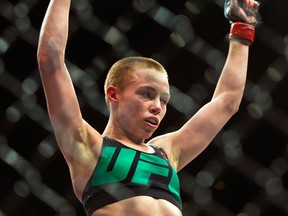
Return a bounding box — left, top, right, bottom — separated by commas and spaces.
149, 99, 162, 115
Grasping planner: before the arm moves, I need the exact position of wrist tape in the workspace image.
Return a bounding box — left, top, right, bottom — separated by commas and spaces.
229, 22, 255, 45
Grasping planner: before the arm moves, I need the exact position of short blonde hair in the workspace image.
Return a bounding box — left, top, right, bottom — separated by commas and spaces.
104, 56, 167, 106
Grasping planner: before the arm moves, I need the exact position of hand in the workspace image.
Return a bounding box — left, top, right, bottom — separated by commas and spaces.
224, 0, 260, 25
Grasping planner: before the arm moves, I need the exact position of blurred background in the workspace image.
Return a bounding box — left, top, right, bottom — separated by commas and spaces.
1, 0, 288, 215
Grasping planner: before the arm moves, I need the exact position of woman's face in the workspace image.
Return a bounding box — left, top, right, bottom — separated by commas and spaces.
114, 68, 170, 142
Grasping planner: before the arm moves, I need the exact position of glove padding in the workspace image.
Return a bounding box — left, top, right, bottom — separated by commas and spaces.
224, 0, 260, 45
224, 0, 259, 25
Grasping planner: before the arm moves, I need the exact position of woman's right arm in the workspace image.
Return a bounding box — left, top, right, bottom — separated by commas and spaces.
37, 0, 101, 165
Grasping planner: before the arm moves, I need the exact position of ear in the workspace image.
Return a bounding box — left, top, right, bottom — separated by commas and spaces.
106, 85, 119, 104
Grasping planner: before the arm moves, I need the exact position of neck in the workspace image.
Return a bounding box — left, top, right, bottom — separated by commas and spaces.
102, 119, 145, 145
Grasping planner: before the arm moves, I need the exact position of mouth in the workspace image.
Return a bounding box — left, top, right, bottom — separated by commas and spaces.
145, 117, 159, 128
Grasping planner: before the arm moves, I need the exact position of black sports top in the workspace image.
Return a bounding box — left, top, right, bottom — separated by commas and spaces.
82, 137, 182, 216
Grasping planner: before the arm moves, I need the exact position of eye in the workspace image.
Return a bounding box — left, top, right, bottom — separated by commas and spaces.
141, 92, 151, 99
160, 97, 169, 105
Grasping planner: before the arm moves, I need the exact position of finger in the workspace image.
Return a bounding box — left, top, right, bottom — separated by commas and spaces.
242, 0, 254, 11
246, 15, 256, 24
237, 9, 249, 22
247, 0, 260, 10
253, 1, 260, 10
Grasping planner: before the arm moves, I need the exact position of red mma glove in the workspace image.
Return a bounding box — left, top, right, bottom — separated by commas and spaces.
224, 0, 260, 45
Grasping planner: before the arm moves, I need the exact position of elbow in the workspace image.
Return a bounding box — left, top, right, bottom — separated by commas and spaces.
229, 101, 240, 115
37, 50, 48, 67
37, 51, 52, 74
37, 41, 55, 66
37, 36, 51, 65
226, 94, 242, 115
37, 34, 64, 70
218, 92, 242, 116
37, 43, 63, 73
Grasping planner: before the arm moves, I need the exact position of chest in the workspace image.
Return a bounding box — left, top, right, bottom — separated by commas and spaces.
91, 146, 177, 187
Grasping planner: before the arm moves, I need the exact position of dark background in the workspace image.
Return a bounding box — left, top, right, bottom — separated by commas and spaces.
1, 0, 288, 215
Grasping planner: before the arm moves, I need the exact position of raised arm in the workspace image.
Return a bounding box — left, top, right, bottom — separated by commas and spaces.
37, 0, 100, 165
153, 0, 260, 171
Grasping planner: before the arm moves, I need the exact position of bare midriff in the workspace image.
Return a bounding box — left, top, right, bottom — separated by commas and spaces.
90, 196, 182, 216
